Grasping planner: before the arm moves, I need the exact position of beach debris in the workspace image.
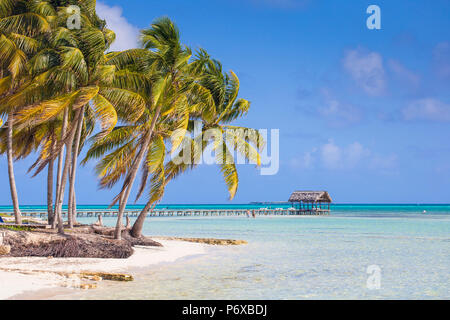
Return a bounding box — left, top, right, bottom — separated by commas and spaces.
3, 230, 135, 259
2, 227, 161, 259
92, 226, 163, 247
7, 237, 134, 259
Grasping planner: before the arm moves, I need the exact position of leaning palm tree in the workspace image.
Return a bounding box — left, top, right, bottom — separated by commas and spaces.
128, 52, 265, 238
84, 17, 209, 240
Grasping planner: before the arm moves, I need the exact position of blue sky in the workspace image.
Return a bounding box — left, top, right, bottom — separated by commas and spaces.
1, 0, 449, 204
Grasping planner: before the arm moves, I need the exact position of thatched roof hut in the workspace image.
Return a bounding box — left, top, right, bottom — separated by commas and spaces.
288, 191, 332, 215
288, 191, 332, 203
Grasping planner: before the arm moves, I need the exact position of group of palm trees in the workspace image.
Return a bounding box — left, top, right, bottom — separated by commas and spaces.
0, 0, 263, 240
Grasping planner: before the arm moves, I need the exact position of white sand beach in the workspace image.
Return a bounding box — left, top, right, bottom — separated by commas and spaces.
0, 240, 206, 299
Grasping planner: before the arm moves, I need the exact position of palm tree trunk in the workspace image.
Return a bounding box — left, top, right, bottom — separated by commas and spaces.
68, 105, 85, 228
47, 138, 56, 225
53, 109, 68, 229
67, 162, 74, 228
114, 146, 148, 240
55, 109, 81, 233
130, 201, 154, 238
114, 105, 162, 240
6, 113, 21, 225
72, 188, 77, 225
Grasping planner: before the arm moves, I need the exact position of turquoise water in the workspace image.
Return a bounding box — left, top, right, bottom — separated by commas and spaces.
35, 204, 449, 300
2, 204, 448, 299
1, 203, 450, 216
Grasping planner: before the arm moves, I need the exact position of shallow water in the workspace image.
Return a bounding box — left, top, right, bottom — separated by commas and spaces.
48, 205, 450, 300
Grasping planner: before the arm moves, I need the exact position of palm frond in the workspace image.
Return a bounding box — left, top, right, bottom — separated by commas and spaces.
99, 87, 146, 122
0, 0, 14, 19
60, 46, 88, 84
146, 134, 166, 173
215, 143, 238, 200
82, 125, 136, 164
9, 33, 38, 55
0, 12, 50, 36
225, 128, 261, 166
91, 93, 118, 133
96, 141, 137, 189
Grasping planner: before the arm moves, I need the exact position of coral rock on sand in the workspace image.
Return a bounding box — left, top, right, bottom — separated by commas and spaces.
78, 283, 97, 290
81, 272, 133, 282
158, 237, 248, 245
0, 245, 11, 256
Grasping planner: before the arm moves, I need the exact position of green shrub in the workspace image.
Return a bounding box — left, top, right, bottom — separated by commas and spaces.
0, 225, 33, 232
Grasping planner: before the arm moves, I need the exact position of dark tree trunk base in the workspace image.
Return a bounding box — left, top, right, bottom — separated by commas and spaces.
2, 226, 162, 259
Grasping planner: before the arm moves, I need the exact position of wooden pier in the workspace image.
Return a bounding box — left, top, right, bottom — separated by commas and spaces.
0, 208, 330, 219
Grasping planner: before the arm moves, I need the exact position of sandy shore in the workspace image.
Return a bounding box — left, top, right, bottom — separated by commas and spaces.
0, 239, 206, 300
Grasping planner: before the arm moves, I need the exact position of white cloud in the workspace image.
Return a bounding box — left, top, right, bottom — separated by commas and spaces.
290, 148, 316, 169
96, 2, 139, 51
388, 59, 420, 88
369, 154, 398, 171
402, 98, 450, 122
347, 142, 371, 167
433, 41, 450, 80
321, 140, 342, 169
318, 89, 362, 126
343, 48, 386, 96
291, 140, 396, 172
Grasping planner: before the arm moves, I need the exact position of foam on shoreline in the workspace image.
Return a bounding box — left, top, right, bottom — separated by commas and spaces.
0, 240, 206, 299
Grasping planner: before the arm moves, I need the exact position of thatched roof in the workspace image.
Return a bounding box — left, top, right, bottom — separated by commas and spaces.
288, 191, 332, 203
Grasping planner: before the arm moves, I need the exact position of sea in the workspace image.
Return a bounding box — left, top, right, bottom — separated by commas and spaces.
2, 203, 449, 299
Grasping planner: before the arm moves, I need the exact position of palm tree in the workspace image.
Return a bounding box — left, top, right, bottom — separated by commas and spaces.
0, 0, 56, 224
0, 119, 58, 224
1, 2, 260, 242
0, 1, 73, 230
5, 1, 126, 233
129, 52, 265, 238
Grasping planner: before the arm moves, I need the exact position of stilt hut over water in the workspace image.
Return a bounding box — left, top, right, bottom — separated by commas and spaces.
288, 191, 332, 215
